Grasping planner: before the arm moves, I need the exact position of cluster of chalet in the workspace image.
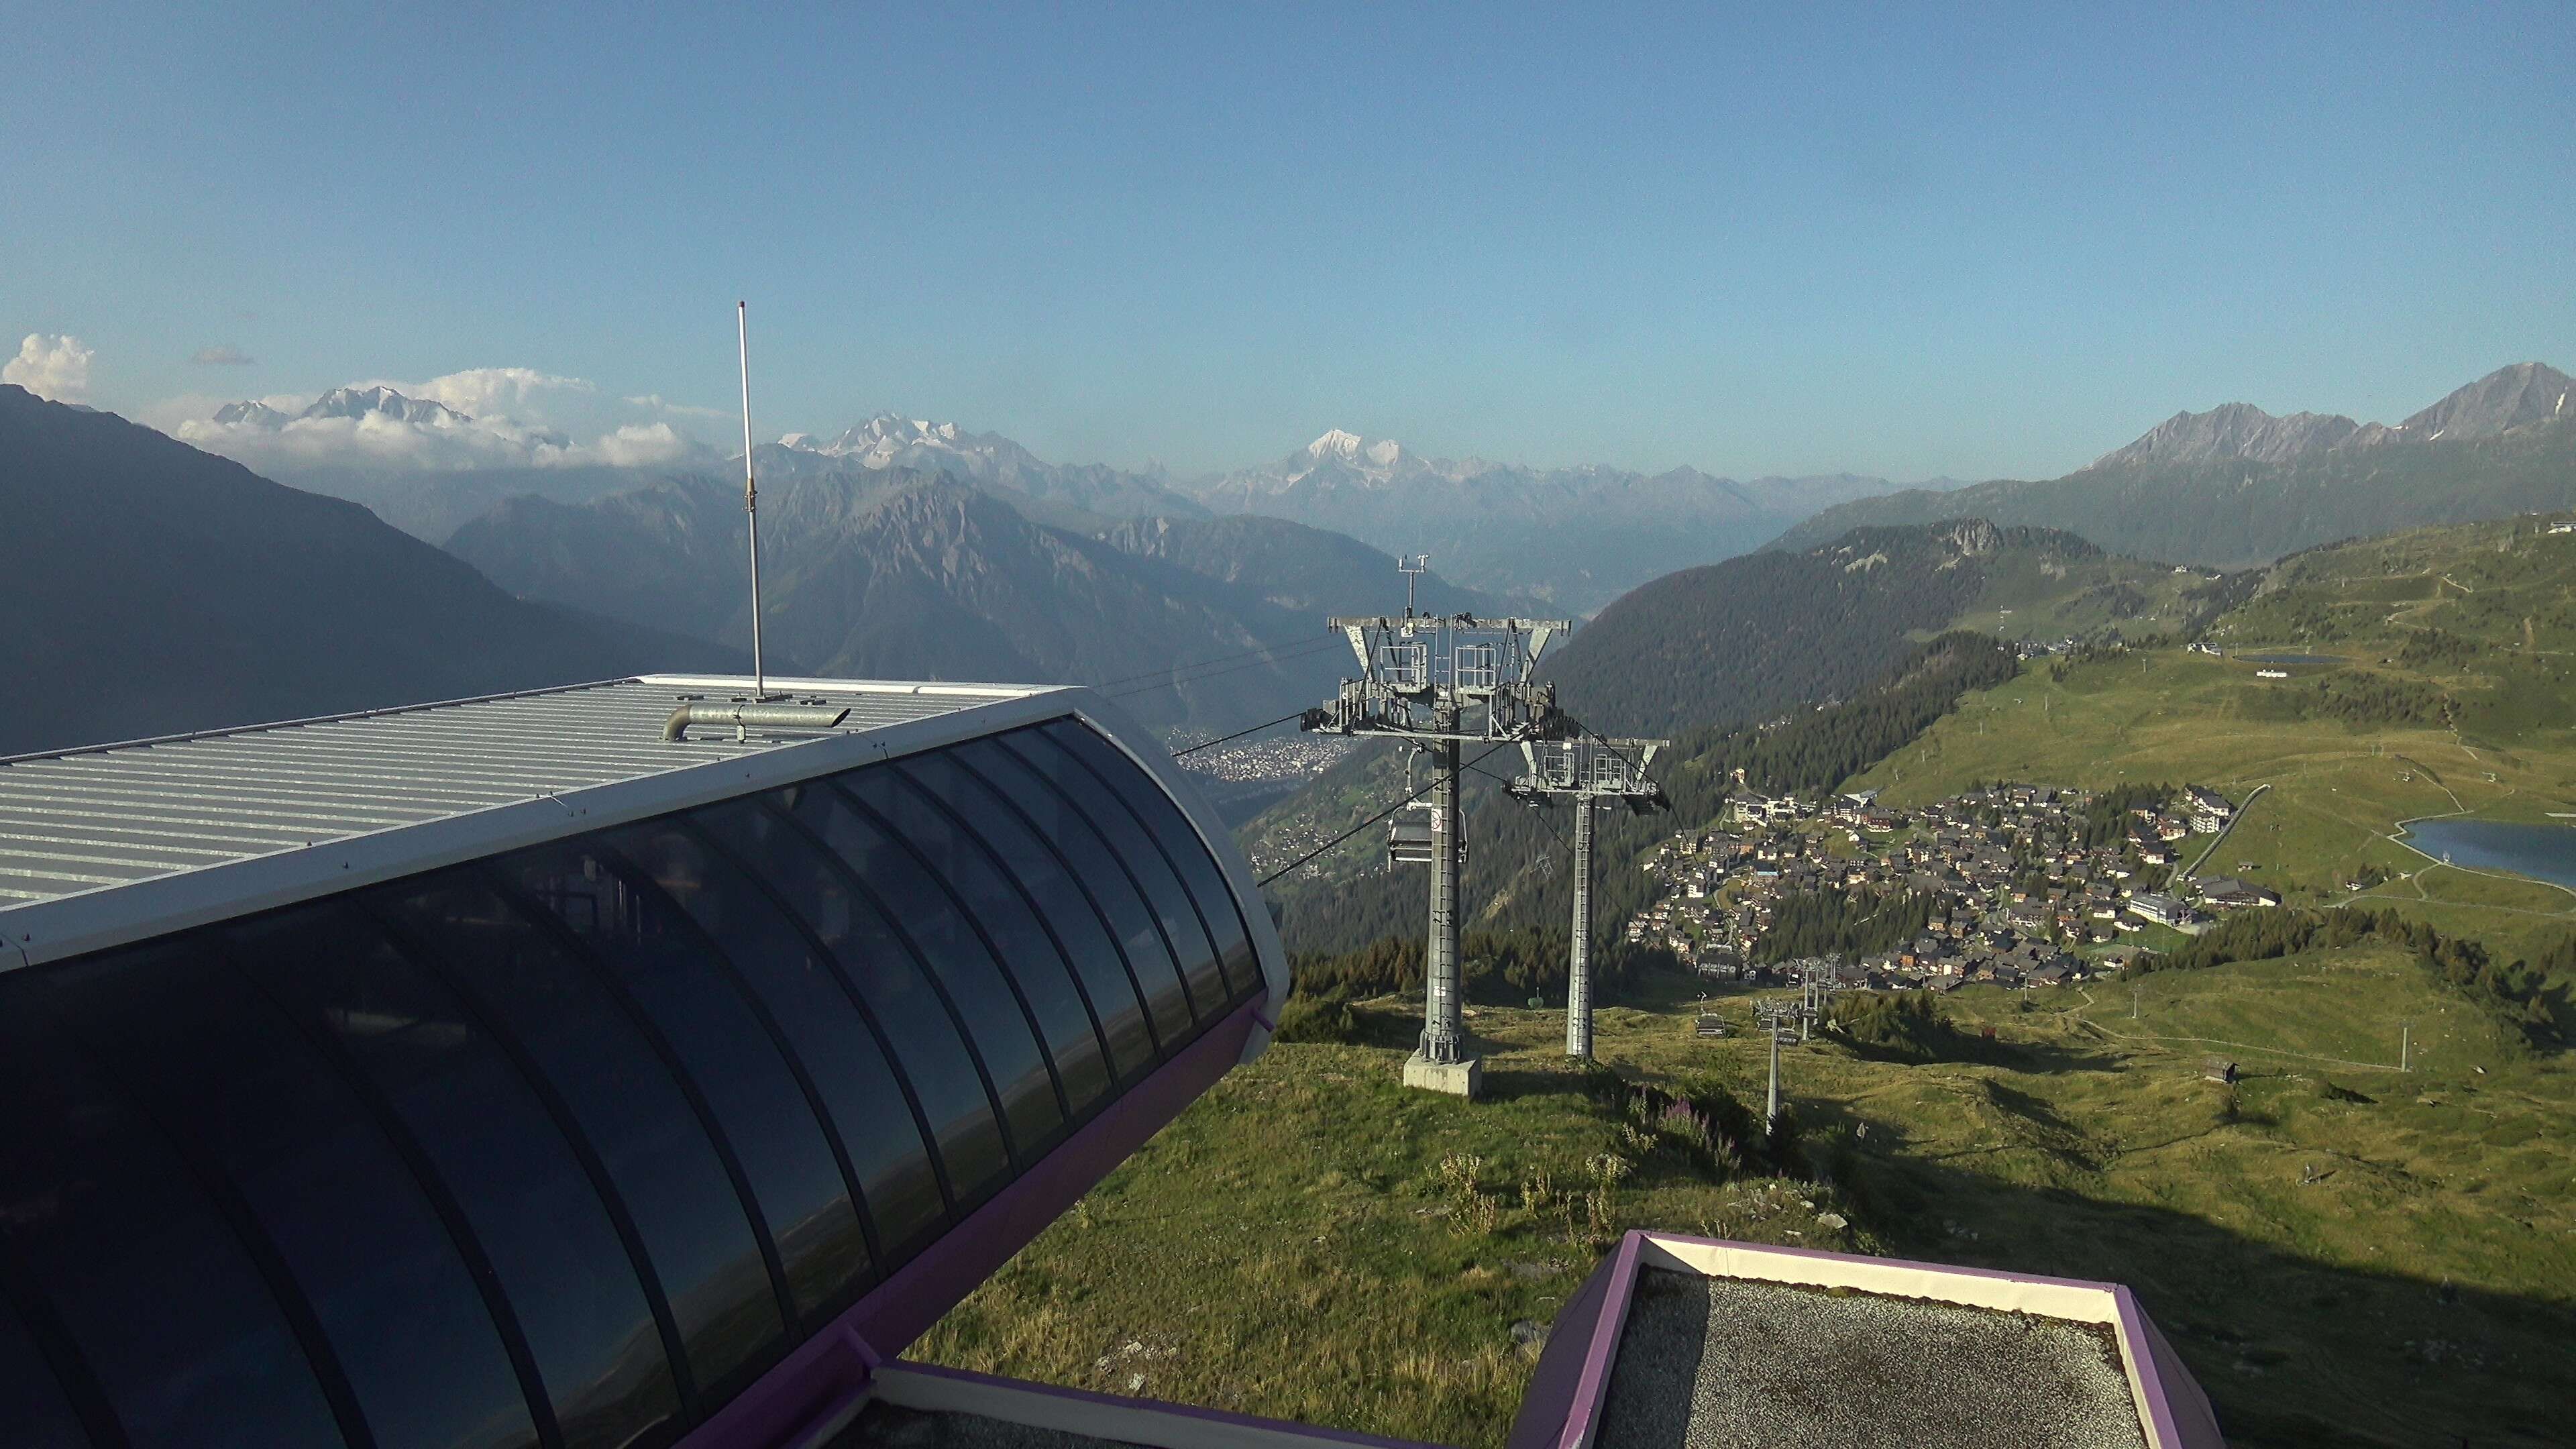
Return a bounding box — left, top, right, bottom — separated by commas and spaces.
1627, 780, 2268, 987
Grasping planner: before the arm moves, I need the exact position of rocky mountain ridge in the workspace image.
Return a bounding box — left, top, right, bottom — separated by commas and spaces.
1774, 363, 2576, 564
2089, 362, 2571, 470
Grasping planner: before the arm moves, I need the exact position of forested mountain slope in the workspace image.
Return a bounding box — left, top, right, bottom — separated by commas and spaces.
445, 470, 1499, 737
0, 385, 737, 757
1248, 632, 2019, 959
1540, 519, 2222, 737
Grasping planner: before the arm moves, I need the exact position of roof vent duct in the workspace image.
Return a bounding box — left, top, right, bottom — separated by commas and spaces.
663, 702, 850, 743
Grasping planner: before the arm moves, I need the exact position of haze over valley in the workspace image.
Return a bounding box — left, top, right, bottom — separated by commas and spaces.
8, 8, 2573, 1446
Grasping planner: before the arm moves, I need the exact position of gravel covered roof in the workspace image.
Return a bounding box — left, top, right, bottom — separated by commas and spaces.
1597, 1268, 2148, 1449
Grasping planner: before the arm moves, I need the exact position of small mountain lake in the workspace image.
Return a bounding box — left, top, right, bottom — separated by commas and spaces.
2237, 652, 2344, 665
2398, 818, 2576, 892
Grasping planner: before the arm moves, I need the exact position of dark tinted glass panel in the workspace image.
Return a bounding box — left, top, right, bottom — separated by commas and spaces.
0, 1292, 89, 1449
606, 818, 947, 1260
378, 875, 783, 1397
230, 902, 680, 1449
1044, 721, 1261, 1002
692, 798, 1013, 1206
780, 784, 1067, 1166
0, 975, 341, 1449
865, 761, 1115, 1113
43, 941, 535, 1449
955, 738, 1195, 1053
902, 750, 1152, 1085
1000, 729, 1222, 1023
506, 841, 871, 1325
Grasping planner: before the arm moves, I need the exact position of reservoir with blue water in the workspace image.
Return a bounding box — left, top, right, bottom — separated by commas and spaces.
2398, 818, 2576, 892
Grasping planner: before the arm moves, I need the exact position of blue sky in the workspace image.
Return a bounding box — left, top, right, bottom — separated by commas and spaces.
4, 1, 2569, 479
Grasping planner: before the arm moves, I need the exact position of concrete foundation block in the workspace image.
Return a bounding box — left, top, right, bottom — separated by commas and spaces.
1402, 1051, 1482, 1098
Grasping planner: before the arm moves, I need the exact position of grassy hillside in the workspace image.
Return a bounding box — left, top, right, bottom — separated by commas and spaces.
912, 961, 2575, 1448
1849, 517, 2576, 972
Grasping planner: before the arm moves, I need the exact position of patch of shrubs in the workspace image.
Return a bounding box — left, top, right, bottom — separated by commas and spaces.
1270, 990, 1364, 1044
1825, 990, 1962, 1061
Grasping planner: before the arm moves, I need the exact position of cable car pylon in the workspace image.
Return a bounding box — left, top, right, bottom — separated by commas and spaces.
1506, 732, 1670, 1059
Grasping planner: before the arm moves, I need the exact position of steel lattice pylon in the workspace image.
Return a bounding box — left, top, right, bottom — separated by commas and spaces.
1504, 736, 1669, 1059
1300, 604, 1574, 1097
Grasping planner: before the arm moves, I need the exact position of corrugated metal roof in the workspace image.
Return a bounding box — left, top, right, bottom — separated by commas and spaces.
0, 675, 1037, 915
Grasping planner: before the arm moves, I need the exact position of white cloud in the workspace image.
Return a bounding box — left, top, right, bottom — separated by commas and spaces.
4, 333, 95, 400
190, 345, 256, 366
626, 392, 737, 422
589, 422, 697, 467
380, 366, 595, 423
171, 365, 718, 473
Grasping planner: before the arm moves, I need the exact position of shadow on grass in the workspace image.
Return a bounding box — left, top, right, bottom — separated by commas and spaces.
1823, 1025, 2124, 1075
1834, 1152, 2575, 1448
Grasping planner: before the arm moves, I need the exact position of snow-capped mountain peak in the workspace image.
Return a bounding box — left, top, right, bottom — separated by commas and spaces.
211, 400, 292, 429
301, 385, 470, 427
1302, 429, 1408, 469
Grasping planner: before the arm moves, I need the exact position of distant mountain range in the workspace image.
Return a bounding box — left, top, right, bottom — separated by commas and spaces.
214, 384, 481, 432
2093, 361, 2571, 468
0, 384, 737, 758
443, 468, 1518, 738
1177, 429, 1911, 613
1774, 363, 2576, 564
186, 386, 1915, 612
756, 415, 1203, 519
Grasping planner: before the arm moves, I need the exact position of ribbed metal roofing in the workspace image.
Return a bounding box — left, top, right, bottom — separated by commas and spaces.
0, 675, 1032, 913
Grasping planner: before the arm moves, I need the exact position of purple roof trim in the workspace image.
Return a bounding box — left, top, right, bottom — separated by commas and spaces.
880, 1360, 1446, 1447
1545, 1230, 1644, 1449
2121, 1286, 2227, 1448
679, 1000, 1260, 1449
1503, 1248, 1618, 1449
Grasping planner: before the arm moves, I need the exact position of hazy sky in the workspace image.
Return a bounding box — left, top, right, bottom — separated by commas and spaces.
5, 2, 2569, 479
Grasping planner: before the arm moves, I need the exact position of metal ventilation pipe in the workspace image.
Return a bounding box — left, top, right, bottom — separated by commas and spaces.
663, 703, 850, 743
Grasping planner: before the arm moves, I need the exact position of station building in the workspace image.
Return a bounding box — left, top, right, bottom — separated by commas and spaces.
0, 675, 2221, 1449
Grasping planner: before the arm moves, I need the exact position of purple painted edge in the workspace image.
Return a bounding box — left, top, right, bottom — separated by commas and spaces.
1549, 1229, 1646, 1449
881, 1360, 1447, 1447
680, 1000, 1258, 1449
1501, 1249, 1619, 1449
2118, 1285, 2226, 1449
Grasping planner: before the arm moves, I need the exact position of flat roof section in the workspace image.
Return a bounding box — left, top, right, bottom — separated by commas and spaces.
1599, 1269, 2145, 1449
1511, 1233, 2223, 1449
0, 674, 1055, 966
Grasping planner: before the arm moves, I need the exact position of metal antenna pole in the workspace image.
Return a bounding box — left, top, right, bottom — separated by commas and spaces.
737, 301, 767, 699
1567, 796, 1594, 1059
1399, 553, 1429, 618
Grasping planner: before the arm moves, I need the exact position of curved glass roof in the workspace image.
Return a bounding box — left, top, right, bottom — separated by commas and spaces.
0, 716, 1270, 1449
